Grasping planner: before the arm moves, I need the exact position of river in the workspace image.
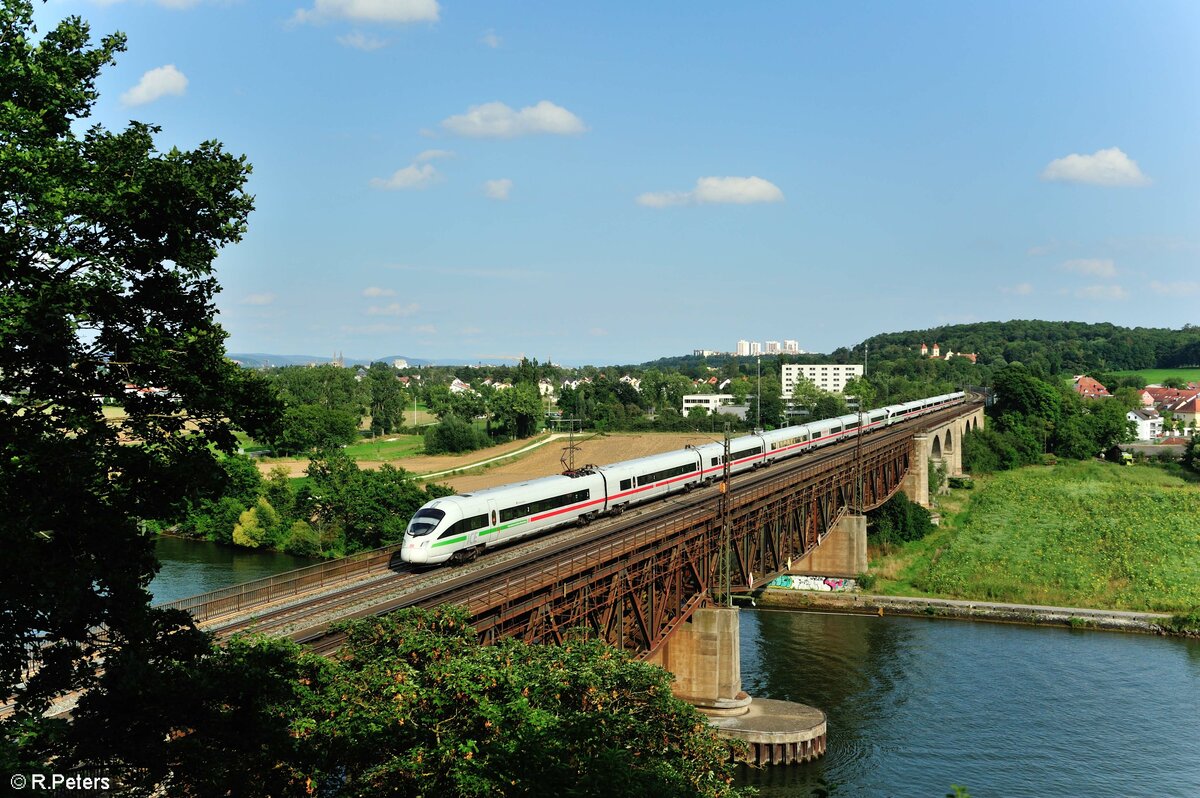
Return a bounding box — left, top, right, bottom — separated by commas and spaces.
737, 608, 1200, 797
150, 536, 319, 605
151, 540, 1200, 796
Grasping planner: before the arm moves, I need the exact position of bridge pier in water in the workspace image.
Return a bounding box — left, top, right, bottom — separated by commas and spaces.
648, 606, 827, 765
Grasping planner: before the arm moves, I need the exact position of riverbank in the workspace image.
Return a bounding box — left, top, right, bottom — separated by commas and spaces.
867, 460, 1200, 614
753, 588, 1183, 635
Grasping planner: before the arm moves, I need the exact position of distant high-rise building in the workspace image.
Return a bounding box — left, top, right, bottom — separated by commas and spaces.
749, 341, 762, 356
765, 341, 781, 354
782, 364, 864, 397
736, 340, 750, 356
783, 340, 800, 354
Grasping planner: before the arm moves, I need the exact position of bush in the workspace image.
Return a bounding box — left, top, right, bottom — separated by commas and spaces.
283, 520, 321, 557
423, 415, 490, 454
868, 492, 934, 546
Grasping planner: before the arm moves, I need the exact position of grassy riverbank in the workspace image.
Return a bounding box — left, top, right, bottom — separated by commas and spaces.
869, 461, 1200, 613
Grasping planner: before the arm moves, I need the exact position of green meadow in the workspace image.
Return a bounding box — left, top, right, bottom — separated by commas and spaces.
1111, 367, 1200, 385
871, 461, 1200, 613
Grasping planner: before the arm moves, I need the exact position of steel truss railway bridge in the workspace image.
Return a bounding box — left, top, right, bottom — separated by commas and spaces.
170, 401, 984, 665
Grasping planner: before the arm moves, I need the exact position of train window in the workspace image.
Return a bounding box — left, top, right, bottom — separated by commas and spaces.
636, 462, 698, 487
438, 513, 488, 538
619, 478, 632, 491
406, 508, 445, 537
711, 457, 722, 466
499, 489, 591, 522
731, 446, 762, 460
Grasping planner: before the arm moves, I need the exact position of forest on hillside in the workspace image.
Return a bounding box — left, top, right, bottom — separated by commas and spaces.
860, 320, 1200, 374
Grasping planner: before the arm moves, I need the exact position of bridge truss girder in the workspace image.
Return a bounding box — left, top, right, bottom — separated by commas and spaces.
455, 434, 913, 658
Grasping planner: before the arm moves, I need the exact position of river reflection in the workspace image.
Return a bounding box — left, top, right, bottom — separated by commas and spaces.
736, 609, 1200, 797
150, 536, 319, 605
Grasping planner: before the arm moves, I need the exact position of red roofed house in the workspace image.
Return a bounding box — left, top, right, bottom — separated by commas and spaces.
1166, 395, 1200, 432
1072, 376, 1110, 399
1145, 386, 1196, 409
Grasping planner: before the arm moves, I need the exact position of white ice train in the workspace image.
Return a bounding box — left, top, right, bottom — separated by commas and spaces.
400, 391, 965, 565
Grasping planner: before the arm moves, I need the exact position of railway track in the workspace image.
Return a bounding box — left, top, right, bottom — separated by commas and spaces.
292, 403, 975, 654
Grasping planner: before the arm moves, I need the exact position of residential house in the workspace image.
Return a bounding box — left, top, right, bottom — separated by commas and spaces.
1165, 396, 1200, 433
1072, 376, 1110, 399
1126, 408, 1163, 440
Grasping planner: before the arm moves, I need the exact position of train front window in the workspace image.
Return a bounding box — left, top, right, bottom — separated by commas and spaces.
407, 508, 445, 537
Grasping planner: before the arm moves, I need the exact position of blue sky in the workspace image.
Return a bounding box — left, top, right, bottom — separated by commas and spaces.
38, 0, 1200, 364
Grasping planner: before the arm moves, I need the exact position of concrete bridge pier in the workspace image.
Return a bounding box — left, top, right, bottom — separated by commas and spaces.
649, 606, 827, 765
789, 513, 867, 577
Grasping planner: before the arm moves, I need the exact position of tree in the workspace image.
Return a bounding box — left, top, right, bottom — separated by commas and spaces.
423, 415, 489, 454
365, 362, 404, 435
300, 451, 450, 552
275, 403, 359, 454
1, 1, 280, 763
842, 377, 877, 411
786, 375, 821, 414
284, 608, 744, 797
494, 382, 544, 438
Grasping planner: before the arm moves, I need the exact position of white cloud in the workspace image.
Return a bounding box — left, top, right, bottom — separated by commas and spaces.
1002, 282, 1034, 296
341, 322, 404, 334
1041, 147, 1150, 187
637, 176, 785, 207
337, 31, 388, 50
362, 287, 396, 297
484, 178, 512, 200
480, 29, 501, 48
1075, 285, 1128, 301
415, 149, 453, 162
292, 0, 439, 25
1150, 280, 1200, 296
441, 101, 586, 138
367, 302, 419, 316
412, 324, 437, 334
120, 64, 188, 107
1062, 258, 1117, 278
240, 293, 276, 306
370, 163, 439, 190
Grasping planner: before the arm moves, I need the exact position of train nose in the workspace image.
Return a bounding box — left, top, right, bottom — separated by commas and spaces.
401, 539, 428, 564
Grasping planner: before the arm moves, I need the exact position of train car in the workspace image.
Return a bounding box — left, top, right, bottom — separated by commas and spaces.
403, 391, 969, 567
401, 470, 605, 565
596, 447, 705, 514
760, 425, 813, 463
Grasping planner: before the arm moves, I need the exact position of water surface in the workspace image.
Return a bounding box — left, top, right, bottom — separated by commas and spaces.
737, 609, 1200, 797
150, 536, 319, 605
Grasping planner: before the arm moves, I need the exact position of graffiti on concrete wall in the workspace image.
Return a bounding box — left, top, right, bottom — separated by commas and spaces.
768, 575, 857, 592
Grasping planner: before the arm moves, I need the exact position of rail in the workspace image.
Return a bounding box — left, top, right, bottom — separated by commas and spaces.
156, 543, 403, 623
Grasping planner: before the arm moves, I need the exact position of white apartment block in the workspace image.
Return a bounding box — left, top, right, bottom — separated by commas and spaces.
765, 341, 781, 354
736, 340, 750, 356
681, 394, 734, 415
749, 342, 762, 356
783, 340, 800, 353
781, 364, 864, 397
